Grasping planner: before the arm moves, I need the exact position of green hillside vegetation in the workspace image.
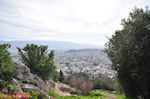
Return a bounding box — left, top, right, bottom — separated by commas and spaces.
49, 89, 128, 99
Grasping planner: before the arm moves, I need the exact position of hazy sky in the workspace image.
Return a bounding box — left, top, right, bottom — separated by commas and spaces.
0, 0, 149, 46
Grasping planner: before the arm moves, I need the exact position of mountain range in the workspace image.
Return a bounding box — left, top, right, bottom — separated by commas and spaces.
0, 40, 102, 51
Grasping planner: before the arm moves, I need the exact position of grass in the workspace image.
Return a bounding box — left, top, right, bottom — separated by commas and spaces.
48, 89, 129, 99
85, 90, 102, 97
99, 89, 129, 99
48, 89, 106, 99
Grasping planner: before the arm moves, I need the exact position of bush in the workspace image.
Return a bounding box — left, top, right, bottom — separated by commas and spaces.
49, 89, 59, 97
0, 80, 8, 91
0, 44, 13, 90
17, 44, 58, 80
30, 90, 40, 99
113, 77, 124, 93
67, 72, 93, 94
51, 70, 59, 82
7, 84, 18, 93
92, 77, 114, 91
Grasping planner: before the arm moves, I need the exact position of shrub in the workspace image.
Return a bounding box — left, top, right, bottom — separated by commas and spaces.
0, 80, 8, 91
92, 77, 114, 91
113, 77, 124, 93
51, 70, 59, 82
48, 89, 59, 97
7, 84, 17, 93
67, 72, 93, 94
30, 90, 40, 99
17, 44, 58, 80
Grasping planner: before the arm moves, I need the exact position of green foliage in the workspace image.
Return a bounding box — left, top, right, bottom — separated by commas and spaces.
105, 7, 150, 99
85, 91, 102, 97
48, 89, 105, 99
49, 89, 59, 97
17, 44, 58, 80
0, 44, 13, 81
99, 89, 128, 99
92, 77, 115, 91
51, 70, 59, 82
0, 80, 8, 91
0, 83, 17, 93
30, 90, 40, 99
48, 89, 129, 99
7, 84, 17, 93
113, 77, 124, 93
0, 43, 13, 90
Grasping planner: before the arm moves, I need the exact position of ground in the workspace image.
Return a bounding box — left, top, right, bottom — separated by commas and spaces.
54, 83, 71, 96
101, 91, 117, 99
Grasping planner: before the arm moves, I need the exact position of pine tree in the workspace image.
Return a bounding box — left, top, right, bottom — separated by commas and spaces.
59, 70, 64, 82
0, 44, 13, 89
17, 44, 58, 80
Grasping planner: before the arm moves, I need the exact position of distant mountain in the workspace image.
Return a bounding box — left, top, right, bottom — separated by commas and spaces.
66, 49, 102, 53
0, 40, 102, 51
0, 40, 5, 44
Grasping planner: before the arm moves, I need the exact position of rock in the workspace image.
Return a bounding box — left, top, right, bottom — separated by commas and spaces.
54, 83, 71, 96
22, 84, 40, 92
11, 78, 24, 93
12, 61, 51, 98
13, 61, 45, 90
11, 78, 20, 86
45, 80, 55, 91
59, 83, 80, 94
22, 84, 50, 99
13, 62, 35, 82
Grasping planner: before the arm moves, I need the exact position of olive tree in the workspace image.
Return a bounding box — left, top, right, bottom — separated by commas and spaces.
105, 7, 150, 99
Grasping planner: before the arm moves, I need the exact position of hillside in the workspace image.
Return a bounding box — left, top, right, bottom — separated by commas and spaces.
4, 59, 125, 99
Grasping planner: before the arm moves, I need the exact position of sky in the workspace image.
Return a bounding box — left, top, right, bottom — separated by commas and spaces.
0, 0, 149, 46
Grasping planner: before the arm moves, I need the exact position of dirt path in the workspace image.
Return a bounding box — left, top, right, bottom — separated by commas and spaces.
100, 91, 117, 99
54, 83, 71, 96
